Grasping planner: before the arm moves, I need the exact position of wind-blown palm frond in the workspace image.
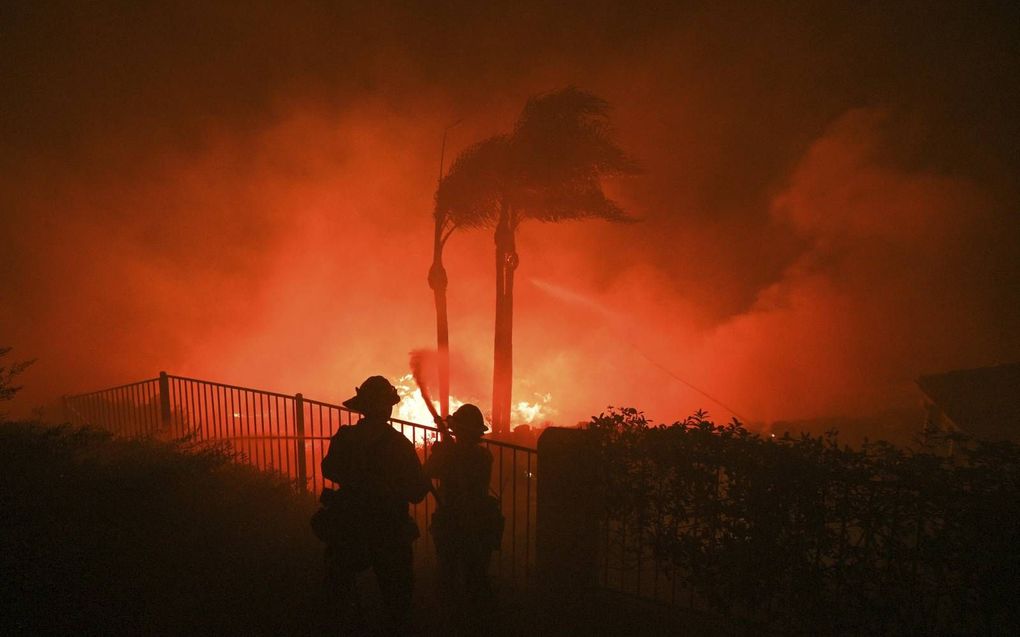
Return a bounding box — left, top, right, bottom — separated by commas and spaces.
435, 87, 639, 229
510, 86, 640, 199
435, 135, 509, 231
517, 176, 635, 223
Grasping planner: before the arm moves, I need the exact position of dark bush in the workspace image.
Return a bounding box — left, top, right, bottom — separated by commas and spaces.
590, 408, 1020, 635
0, 422, 321, 635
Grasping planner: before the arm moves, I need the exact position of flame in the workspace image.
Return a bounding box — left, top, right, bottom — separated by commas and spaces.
392, 373, 464, 426
511, 392, 555, 425
391, 373, 554, 429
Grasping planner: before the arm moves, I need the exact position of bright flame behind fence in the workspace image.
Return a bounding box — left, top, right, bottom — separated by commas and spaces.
392, 373, 553, 431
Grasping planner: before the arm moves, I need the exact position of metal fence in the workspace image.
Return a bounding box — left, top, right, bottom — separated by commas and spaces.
64, 372, 537, 588
598, 519, 686, 607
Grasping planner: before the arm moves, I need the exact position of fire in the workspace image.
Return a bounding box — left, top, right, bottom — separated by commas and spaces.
392, 374, 554, 429
512, 392, 554, 425
392, 374, 464, 426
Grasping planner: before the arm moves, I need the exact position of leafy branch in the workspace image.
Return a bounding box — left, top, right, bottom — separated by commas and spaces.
588, 407, 1020, 634
0, 346, 35, 402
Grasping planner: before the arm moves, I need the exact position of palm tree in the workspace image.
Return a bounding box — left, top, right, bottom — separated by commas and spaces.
492, 88, 638, 433
439, 88, 638, 434
430, 136, 506, 417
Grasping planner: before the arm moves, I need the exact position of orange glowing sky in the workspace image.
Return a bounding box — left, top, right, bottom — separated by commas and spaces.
3, 2, 1019, 440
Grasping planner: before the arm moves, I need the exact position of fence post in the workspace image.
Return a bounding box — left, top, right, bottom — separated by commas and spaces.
158, 371, 172, 429
536, 427, 601, 596
294, 393, 308, 492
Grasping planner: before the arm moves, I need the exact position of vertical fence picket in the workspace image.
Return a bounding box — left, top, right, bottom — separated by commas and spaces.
295, 393, 307, 492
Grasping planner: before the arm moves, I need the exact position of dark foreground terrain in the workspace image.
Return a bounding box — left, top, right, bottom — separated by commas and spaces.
0, 423, 729, 636
0, 423, 323, 634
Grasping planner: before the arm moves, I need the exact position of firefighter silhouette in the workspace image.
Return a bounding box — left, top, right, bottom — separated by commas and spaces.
424, 404, 504, 626
316, 375, 430, 633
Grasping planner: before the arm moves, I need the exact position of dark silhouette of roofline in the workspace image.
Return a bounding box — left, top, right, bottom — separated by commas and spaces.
917, 362, 1020, 442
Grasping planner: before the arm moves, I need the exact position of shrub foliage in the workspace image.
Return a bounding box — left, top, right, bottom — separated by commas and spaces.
0, 423, 321, 635
589, 408, 1020, 634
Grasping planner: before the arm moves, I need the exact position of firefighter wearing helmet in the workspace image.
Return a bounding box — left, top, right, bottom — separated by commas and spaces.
316, 375, 430, 633
424, 403, 504, 628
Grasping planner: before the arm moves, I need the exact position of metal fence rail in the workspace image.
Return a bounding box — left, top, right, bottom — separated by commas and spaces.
63, 377, 163, 439
64, 372, 537, 588
599, 519, 686, 607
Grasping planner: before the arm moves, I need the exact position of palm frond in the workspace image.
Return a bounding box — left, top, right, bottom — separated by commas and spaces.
508, 87, 639, 222
432, 87, 640, 230
511, 86, 640, 181
518, 177, 636, 223
434, 135, 509, 229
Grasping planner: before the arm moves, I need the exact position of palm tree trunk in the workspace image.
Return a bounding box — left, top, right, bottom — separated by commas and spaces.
492, 238, 506, 433
500, 249, 515, 431
432, 274, 451, 419
492, 209, 516, 435
429, 227, 451, 418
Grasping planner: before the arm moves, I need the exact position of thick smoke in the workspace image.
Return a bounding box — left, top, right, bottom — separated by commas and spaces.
511, 109, 1016, 432
698, 109, 1010, 421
